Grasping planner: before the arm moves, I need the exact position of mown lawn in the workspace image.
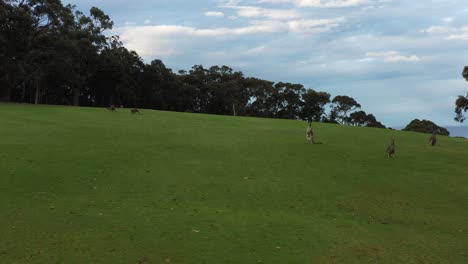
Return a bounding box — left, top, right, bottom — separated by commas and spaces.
1, 103, 467, 263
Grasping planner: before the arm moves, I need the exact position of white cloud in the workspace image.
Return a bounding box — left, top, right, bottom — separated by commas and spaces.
446, 32, 468, 41
205, 11, 225, 17
228, 6, 302, 20
366, 51, 420, 62
206, 45, 268, 63
288, 17, 345, 33
144, 19, 152, 24
296, 0, 370, 8
422, 26, 457, 34
256, 0, 295, 3
218, 0, 242, 7
441, 17, 454, 23
446, 26, 468, 40
254, 0, 387, 7
423, 24, 468, 41
117, 18, 344, 58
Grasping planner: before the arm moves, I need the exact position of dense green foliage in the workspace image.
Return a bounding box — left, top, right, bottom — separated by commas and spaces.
456, 66, 468, 122
0, 0, 385, 126
403, 119, 450, 136
0, 103, 467, 263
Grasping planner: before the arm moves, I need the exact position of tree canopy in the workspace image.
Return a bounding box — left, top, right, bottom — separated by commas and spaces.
455, 66, 468, 123
348, 111, 386, 128
329, 95, 362, 125
403, 119, 449, 136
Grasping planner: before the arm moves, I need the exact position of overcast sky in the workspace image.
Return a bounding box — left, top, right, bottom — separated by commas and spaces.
69, 0, 468, 127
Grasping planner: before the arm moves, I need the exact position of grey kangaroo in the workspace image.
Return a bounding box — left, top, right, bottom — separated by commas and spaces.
386, 138, 395, 158
429, 132, 437, 146
306, 121, 315, 144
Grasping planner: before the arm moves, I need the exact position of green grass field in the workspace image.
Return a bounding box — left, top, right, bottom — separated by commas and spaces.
1, 103, 467, 264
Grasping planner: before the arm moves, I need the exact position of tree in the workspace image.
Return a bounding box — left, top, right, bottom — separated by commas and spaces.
329, 95, 361, 124
67, 6, 113, 106
455, 66, 468, 122
274, 82, 305, 119
348, 110, 368, 126
0, 0, 74, 103
365, 114, 386, 128
403, 119, 449, 136
244, 77, 276, 117
348, 111, 386, 128
455, 95, 468, 123
301, 89, 330, 121
204, 66, 247, 116
0, 0, 34, 101
91, 39, 143, 107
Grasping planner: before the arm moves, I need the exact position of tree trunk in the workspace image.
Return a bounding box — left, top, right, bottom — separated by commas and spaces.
21, 82, 26, 102
34, 81, 40, 104
72, 87, 80, 106
0, 85, 11, 102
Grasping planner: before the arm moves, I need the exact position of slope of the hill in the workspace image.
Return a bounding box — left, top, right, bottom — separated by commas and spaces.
1, 103, 467, 264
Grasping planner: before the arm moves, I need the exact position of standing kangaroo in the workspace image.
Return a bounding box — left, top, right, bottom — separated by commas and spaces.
429, 132, 437, 146
306, 121, 315, 144
386, 138, 395, 158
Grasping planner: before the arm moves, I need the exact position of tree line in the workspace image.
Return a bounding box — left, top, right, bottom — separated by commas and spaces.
0, 0, 388, 127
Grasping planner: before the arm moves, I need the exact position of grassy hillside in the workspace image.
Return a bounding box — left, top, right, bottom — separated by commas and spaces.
1, 103, 467, 264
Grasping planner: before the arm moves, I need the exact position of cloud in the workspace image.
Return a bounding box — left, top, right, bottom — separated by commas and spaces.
446, 26, 468, 40
206, 45, 268, 64
256, 0, 296, 4
204, 11, 225, 17
254, 0, 389, 8
218, 0, 242, 7
288, 17, 345, 33
117, 17, 344, 58
366, 51, 421, 62
423, 25, 468, 41
446, 32, 468, 41
225, 0, 388, 8
226, 5, 302, 20
441, 17, 454, 23
422, 26, 457, 34
296, 0, 370, 8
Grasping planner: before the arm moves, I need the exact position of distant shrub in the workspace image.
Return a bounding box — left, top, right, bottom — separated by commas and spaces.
403, 119, 450, 136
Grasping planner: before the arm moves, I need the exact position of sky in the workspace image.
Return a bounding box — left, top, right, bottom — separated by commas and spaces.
67, 0, 468, 127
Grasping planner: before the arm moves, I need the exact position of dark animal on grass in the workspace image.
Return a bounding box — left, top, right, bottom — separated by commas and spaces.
386, 138, 395, 158
306, 121, 315, 144
131, 108, 141, 114
107, 105, 116, 111
429, 132, 437, 146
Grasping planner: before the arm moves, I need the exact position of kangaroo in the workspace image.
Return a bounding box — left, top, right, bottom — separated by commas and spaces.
107, 105, 116, 111
386, 138, 395, 158
131, 108, 141, 114
429, 132, 437, 146
306, 121, 315, 144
